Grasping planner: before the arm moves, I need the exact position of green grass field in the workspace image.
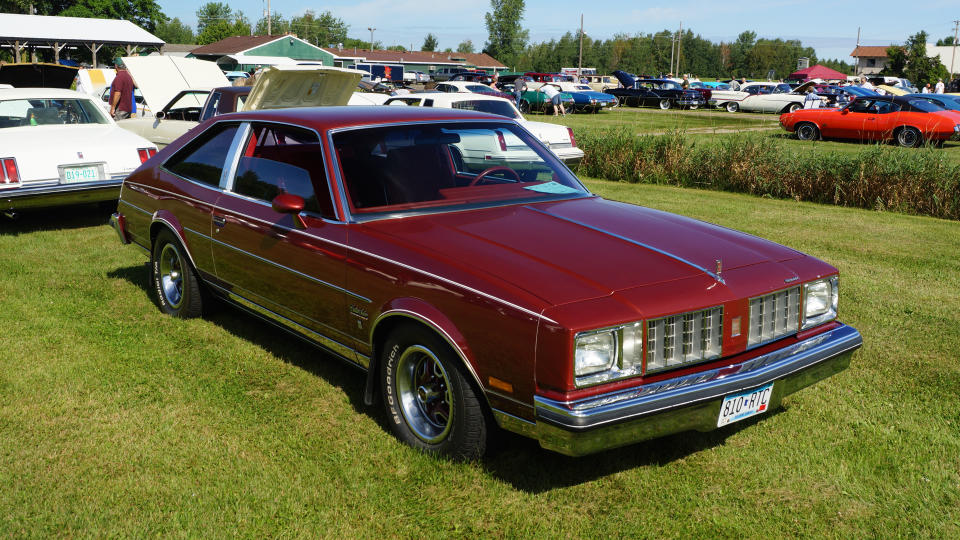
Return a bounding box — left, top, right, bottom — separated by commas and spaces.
1, 179, 957, 536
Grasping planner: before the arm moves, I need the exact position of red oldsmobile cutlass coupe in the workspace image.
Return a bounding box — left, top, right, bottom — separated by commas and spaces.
111, 106, 862, 459
780, 94, 960, 147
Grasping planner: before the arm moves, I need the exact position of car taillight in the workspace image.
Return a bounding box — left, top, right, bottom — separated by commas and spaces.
495, 130, 507, 151
567, 127, 577, 147
137, 148, 150, 163
1, 158, 19, 184
148, 148, 158, 158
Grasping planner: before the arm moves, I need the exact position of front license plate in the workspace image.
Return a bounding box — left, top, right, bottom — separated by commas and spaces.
717, 383, 773, 427
61, 165, 101, 183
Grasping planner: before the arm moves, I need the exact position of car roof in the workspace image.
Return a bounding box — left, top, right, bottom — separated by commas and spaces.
388, 93, 512, 106
220, 105, 507, 131
0, 87, 93, 100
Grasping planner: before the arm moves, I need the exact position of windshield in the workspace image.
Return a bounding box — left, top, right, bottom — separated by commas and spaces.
333, 122, 588, 219
0, 98, 109, 128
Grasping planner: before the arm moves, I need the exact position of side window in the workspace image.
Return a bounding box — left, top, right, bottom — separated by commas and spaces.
164, 122, 239, 186
200, 91, 221, 122
232, 123, 335, 219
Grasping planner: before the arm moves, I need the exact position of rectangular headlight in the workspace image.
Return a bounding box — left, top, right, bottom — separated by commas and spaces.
574, 330, 617, 377
802, 276, 839, 329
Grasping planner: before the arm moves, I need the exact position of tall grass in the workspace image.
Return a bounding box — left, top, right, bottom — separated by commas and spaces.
575, 129, 960, 220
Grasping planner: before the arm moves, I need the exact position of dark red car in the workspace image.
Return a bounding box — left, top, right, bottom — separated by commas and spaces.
110, 106, 861, 459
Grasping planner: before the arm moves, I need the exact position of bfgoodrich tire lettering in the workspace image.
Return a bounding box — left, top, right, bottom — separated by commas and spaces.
381, 323, 487, 460
151, 228, 203, 318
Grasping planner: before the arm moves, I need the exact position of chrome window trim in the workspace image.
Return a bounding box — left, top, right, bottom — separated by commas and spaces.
220, 123, 251, 191
158, 120, 243, 192
324, 118, 591, 224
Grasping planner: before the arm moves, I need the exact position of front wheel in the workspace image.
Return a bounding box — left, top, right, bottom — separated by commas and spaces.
795, 122, 820, 141
895, 126, 922, 148
381, 324, 487, 460
151, 228, 203, 318
518, 100, 530, 113
688, 103, 699, 110
659, 99, 672, 110
787, 102, 802, 113
725, 101, 739, 113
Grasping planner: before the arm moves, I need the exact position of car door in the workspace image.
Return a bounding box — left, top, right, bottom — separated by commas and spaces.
210, 121, 358, 354
833, 98, 875, 139
865, 100, 902, 139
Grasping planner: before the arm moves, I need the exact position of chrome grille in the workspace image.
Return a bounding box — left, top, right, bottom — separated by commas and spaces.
646, 306, 723, 374
748, 287, 800, 347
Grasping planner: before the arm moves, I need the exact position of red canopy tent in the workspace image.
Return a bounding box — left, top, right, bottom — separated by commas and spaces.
787, 64, 849, 81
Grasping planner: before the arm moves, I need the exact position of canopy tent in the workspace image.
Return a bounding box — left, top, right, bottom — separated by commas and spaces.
0, 13, 164, 66
787, 64, 848, 81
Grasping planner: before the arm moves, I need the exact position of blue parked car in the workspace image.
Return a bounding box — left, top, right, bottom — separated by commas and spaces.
552, 82, 619, 112
904, 93, 960, 111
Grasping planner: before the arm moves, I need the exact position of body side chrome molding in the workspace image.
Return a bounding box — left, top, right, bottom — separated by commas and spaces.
212, 283, 370, 369
524, 205, 727, 284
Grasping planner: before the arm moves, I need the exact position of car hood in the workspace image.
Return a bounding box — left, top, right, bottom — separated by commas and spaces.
612, 70, 638, 88
122, 56, 229, 112
361, 197, 805, 307
243, 65, 365, 110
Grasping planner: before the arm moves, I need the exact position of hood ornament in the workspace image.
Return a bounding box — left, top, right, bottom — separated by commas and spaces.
715, 258, 722, 280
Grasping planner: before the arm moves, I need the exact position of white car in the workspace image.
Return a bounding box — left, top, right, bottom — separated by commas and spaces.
0, 88, 157, 216
383, 93, 584, 164
710, 81, 815, 113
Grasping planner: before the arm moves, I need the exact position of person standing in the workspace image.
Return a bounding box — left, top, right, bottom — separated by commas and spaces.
109, 58, 134, 120
935, 78, 945, 94
803, 87, 821, 109
541, 83, 565, 116
860, 78, 874, 91
922, 83, 931, 93
514, 77, 526, 109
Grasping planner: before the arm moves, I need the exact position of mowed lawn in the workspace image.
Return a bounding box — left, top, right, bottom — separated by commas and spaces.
1, 181, 958, 537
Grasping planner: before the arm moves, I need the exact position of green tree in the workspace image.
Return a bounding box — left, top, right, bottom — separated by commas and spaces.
386, 45, 407, 52
57, 0, 165, 32
155, 17, 195, 44
936, 36, 956, 46
254, 12, 287, 35
457, 39, 475, 53
287, 10, 348, 46
195, 2, 234, 34
483, 0, 529, 67
196, 10, 250, 45
884, 31, 950, 86
422, 33, 439, 52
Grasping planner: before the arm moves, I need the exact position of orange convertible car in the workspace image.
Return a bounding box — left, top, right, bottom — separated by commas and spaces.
779, 95, 960, 147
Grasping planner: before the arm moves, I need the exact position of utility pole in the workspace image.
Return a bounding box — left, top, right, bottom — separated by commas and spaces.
577, 14, 584, 77
368, 27, 376, 50
855, 27, 861, 77
676, 21, 682, 75
267, 0, 271, 35
669, 33, 675, 76
951, 20, 959, 79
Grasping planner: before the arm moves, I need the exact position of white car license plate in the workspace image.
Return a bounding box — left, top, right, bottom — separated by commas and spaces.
717, 383, 773, 427
61, 165, 101, 183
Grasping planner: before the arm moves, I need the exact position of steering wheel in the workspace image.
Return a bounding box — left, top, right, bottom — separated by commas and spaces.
469, 166, 520, 186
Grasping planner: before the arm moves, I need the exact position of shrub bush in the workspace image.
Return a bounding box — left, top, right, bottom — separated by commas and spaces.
574, 129, 960, 220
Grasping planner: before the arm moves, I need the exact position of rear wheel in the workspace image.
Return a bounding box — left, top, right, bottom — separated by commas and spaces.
381, 324, 487, 460
659, 99, 672, 110
151, 228, 203, 318
795, 122, 820, 141
895, 126, 922, 148
688, 103, 699, 110
725, 101, 739, 113
518, 100, 530, 113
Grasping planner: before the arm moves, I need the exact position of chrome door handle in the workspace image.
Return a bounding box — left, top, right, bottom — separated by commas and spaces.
213, 216, 226, 227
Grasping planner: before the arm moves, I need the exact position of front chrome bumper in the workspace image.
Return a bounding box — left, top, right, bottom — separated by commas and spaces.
500, 323, 861, 456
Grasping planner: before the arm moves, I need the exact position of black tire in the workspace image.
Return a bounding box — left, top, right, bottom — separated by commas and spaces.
787, 102, 802, 113
381, 323, 487, 460
518, 100, 530, 113
795, 122, 820, 141
895, 126, 922, 148
688, 103, 699, 110
659, 99, 672, 110
725, 101, 739, 113
151, 228, 203, 318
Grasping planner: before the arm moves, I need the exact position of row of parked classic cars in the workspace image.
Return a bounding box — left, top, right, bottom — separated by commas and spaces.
0, 56, 863, 461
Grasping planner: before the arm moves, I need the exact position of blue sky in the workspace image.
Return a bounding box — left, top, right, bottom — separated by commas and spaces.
161, 0, 959, 64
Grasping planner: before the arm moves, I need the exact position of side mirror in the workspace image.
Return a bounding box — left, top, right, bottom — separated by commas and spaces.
154, 111, 165, 120
841, 109, 849, 115
272, 193, 307, 228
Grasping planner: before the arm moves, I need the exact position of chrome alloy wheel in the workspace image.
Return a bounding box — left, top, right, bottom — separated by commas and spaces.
396, 345, 453, 443
158, 243, 184, 309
